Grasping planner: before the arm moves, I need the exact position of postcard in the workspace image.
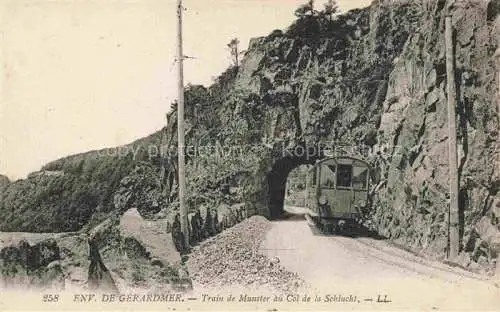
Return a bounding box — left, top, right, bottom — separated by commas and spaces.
1, 0, 499, 311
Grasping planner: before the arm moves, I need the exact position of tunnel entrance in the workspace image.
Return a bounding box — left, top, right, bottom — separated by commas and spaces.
266, 156, 315, 219
284, 165, 313, 209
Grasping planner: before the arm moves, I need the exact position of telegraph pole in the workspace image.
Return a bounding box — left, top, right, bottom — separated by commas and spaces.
495, 47, 500, 282
177, 0, 189, 248
496, 47, 500, 128
445, 14, 459, 260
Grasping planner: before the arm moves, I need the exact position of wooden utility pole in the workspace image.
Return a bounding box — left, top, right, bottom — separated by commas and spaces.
495, 47, 500, 282
177, 0, 189, 248
496, 47, 500, 128
445, 14, 459, 260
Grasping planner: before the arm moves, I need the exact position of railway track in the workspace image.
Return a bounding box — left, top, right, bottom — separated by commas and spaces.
261, 209, 500, 310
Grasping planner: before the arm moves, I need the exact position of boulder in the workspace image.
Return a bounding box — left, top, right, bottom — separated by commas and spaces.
474, 216, 500, 253
119, 208, 181, 264
0, 238, 63, 290
87, 236, 118, 293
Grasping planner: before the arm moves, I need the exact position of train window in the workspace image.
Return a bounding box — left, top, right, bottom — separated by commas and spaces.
336, 164, 352, 188
320, 164, 336, 188
352, 166, 368, 190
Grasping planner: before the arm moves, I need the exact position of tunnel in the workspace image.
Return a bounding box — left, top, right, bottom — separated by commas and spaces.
266, 152, 317, 219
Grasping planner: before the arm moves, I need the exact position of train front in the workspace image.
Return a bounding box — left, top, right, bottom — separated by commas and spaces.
314, 157, 370, 233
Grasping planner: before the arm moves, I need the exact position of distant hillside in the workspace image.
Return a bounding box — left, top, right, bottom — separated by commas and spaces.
0, 130, 168, 232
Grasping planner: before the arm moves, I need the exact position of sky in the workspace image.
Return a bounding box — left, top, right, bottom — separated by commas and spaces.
0, 0, 371, 180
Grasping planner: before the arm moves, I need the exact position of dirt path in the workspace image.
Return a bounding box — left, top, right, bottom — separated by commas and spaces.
261, 209, 500, 311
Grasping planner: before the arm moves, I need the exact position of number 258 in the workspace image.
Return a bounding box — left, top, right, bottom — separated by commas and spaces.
42, 294, 59, 302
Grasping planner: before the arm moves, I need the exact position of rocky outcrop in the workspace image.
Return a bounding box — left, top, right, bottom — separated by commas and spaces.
87, 221, 119, 292
119, 208, 180, 265
88, 213, 192, 292
87, 237, 118, 292
172, 0, 500, 272
0, 214, 190, 291
368, 0, 500, 270
0, 239, 64, 290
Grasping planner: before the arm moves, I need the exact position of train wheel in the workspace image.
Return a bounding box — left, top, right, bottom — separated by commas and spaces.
338, 220, 347, 234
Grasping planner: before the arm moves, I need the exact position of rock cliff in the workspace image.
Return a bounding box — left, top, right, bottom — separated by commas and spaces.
172, 0, 500, 270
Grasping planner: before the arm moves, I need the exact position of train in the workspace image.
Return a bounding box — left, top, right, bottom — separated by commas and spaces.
304, 156, 371, 234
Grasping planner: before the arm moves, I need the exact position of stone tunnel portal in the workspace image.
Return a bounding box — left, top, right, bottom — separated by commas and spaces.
267, 155, 316, 219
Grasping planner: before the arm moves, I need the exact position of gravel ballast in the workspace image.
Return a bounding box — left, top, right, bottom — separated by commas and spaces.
186, 216, 305, 294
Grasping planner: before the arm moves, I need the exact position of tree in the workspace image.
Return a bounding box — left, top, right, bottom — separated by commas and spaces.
227, 38, 240, 67
322, 0, 338, 22
294, 0, 315, 18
